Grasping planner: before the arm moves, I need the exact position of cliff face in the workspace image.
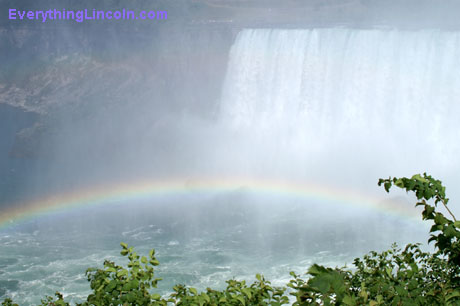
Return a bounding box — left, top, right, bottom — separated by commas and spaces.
1, 33, 235, 156
2, 0, 460, 158
1, 1, 236, 157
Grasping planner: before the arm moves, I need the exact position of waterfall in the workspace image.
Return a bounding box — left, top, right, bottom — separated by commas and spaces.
219, 28, 460, 186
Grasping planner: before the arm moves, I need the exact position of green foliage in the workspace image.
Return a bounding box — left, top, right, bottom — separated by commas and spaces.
2, 173, 460, 305
378, 173, 460, 266
1, 298, 18, 306
169, 275, 289, 306
79, 243, 164, 306
38, 292, 69, 306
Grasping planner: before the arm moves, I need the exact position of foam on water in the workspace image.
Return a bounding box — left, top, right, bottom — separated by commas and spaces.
0, 193, 424, 305
4, 27, 460, 304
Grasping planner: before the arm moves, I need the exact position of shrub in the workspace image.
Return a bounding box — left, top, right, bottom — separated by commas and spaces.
2, 173, 460, 305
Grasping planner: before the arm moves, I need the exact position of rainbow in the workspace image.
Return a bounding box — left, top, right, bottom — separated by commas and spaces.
0, 177, 418, 230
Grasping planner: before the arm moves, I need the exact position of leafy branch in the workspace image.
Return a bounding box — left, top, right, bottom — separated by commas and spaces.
2, 173, 460, 305
379, 173, 460, 266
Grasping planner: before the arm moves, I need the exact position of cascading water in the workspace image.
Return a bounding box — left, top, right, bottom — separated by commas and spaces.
3, 27, 460, 305
219, 28, 460, 188
222, 28, 460, 129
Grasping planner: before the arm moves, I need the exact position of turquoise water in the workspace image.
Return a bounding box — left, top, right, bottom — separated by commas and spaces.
4, 27, 457, 305
0, 192, 426, 305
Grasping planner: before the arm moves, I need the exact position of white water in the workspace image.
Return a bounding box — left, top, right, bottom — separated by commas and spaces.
220, 28, 460, 199
3, 27, 460, 305
222, 28, 460, 130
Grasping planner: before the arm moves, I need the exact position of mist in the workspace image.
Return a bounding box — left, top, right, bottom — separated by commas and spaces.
2, 0, 460, 304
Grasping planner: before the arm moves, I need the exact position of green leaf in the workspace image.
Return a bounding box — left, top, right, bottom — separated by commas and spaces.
385, 267, 393, 278
384, 182, 392, 192
116, 269, 128, 278
236, 295, 246, 305
447, 290, 460, 301
201, 293, 211, 303
151, 293, 161, 300
242, 288, 252, 299
444, 225, 457, 238
310, 277, 331, 293
342, 295, 355, 306
307, 264, 329, 276
395, 285, 407, 296
395, 178, 404, 188
434, 214, 446, 225
424, 189, 433, 199
219, 296, 227, 303
411, 174, 428, 183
